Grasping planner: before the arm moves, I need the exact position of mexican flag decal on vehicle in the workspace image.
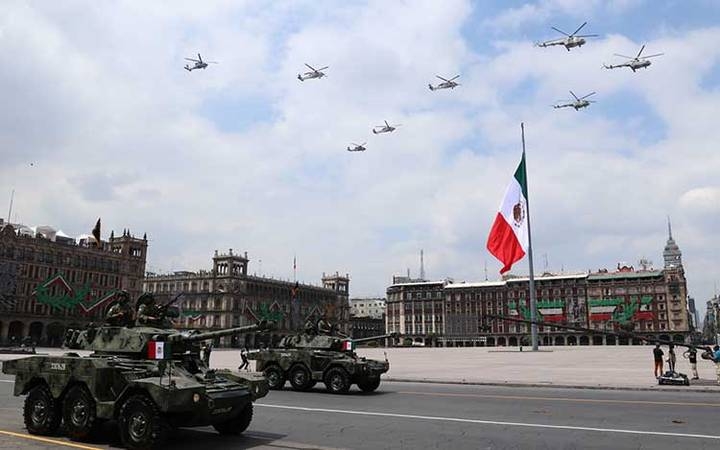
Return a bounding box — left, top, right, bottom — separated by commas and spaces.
342, 340, 354, 351
147, 341, 169, 359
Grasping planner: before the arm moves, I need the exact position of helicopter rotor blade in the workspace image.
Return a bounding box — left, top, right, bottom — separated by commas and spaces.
644, 53, 664, 59
384, 120, 390, 127
569, 90, 579, 101
436, 75, 450, 82
449, 75, 460, 81
317, 66, 329, 71
184, 58, 200, 62
614, 53, 634, 60
571, 21, 587, 37
552, 26, 569, 37
305, 63, 317, 71
575, 34, 598, 38
636, 45, 646, 59
581, 92, 596, 99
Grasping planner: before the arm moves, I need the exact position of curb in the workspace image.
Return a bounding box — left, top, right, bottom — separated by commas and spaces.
383, 377, 720, 394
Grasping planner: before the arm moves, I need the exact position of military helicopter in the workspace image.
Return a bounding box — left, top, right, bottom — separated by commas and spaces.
372, 120, 401, 134
184, 53, 218, 71
429, 74, 460, 91
604, 45, 664, 72
553, 91, 596, 110
536, 22, 598, 51
297, 63, 328, 81
347, 142, 367, 152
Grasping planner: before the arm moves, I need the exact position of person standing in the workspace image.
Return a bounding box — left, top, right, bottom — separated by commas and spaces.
667, 344, 677, 373
714, 345, 720, 386
653, 344, 664, 378
684, 347, 699, 380
238, 347, 250, 371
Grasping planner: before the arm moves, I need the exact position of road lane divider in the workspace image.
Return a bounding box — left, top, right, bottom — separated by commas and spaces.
0, 430, 102, 449
397, 390, 720, 407
256, 404, 720, 440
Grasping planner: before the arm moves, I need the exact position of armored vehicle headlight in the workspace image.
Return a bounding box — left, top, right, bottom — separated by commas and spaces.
193, 393, 201, 403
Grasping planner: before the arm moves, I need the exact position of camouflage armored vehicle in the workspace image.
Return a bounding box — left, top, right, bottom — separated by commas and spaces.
249, 331, 395, 394
1, 321, 271, 449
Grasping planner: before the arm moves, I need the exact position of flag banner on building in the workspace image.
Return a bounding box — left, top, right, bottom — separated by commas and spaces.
91, 218, 101, 243
147, 341, 169, 359
291, 281, 299, 302
486, 153, 529, 274
342, 340, 354, 351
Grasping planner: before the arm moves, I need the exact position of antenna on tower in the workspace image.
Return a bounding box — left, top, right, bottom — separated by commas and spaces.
420, 249, 425, 280
484, 260, 488, 281
667, 215, 673, 239
7, 189, 14, 224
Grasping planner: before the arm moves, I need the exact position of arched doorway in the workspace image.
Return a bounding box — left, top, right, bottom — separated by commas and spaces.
579, 335, 589, 346
542, 336, 551, 346
592, 335, 604, 345
618, 336, 629, 345
672, 334, 684, 343
0, 321, 3, 343
632, 338, 643, 345
509, 337, 518, 347
29, 322, 43, 345
8, 321, 24, 342
659, 334, 670, 342
567, 336, 577, 346
554, 336, 565, 346
606, 335, 616, 345
46, 322, 65, 347
497, 337, 506, 347
487, 337, 495, 347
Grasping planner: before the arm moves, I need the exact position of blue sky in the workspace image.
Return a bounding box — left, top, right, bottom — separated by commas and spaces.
1, 0, 719, 317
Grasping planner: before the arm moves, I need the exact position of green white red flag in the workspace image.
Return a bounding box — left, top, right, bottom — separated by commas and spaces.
486, 153, 529, 274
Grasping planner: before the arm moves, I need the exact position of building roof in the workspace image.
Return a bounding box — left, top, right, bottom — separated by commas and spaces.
587, 270, 663, 280
446, 280, 506, 289
388, 280, 446, 288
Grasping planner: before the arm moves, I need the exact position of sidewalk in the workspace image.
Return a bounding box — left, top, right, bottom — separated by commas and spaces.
3, 345, 719, 392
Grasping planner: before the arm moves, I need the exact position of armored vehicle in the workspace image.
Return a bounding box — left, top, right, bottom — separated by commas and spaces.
249, 332, 395, 394
2, 321, 270, 449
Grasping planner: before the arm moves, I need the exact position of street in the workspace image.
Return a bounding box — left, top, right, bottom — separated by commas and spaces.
1, 375, 719, 449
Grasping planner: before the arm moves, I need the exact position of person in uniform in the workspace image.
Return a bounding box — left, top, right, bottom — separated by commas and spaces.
683, 347, 699, 380
316, 315, 332, 335
239, 347, 250, 371
106, 291, 134, 327
304, 318, 318, 335
136, 293, 162, 327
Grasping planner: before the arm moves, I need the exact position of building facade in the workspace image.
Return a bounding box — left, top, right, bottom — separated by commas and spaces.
349, 297, 386, 319
0, 221, 147, 346
386, 228, 692, 346
143, 249, 350, 347
349, 315, 385, 340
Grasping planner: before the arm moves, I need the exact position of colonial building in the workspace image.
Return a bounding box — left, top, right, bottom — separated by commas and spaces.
349, 315, 385, 340
143, 249, 350, 347
0, 220, 147, 346
386, 226, 691, 346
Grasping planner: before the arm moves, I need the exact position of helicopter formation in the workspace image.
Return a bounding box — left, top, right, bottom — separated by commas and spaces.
536, 22, 665, 111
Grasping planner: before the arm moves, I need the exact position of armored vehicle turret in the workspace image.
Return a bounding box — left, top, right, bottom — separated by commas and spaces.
249, 330, 397, 394
2, 321, 272, 449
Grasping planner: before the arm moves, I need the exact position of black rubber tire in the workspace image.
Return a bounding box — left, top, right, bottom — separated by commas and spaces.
264, 365, 286, 390
63, 385, 98, 441
357, 377, 381, 393
212, 402, 253, 435
324, 367, 350, 394
289, 365, 313, 391
118, 394, 168, 450
23, 384, 61, 435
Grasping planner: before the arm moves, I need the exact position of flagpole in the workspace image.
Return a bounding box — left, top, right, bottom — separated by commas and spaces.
521, 123, 539, 351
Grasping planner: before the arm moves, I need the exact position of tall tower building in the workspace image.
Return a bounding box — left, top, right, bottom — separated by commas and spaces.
663, 218, 682, 269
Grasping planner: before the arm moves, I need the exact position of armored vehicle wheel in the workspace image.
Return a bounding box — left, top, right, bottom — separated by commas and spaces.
23, 384, 61, 435
357, 377, 381, 393
289, 365, 313, 391
324, 367, 350, 394
264, 365, 286, 390
118, 394, 168, 450
213, 402, 253, 435
63, 385, 98, 441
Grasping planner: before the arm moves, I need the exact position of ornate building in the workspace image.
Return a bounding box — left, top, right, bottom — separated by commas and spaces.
143, 249, 350, 347
0, 220, 147, 346
386, 225, 691, 346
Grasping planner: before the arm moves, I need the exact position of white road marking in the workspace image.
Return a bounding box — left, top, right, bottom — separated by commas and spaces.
257, 403, 720, 440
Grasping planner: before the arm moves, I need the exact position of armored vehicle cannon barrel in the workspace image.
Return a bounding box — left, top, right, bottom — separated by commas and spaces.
166, 321, 270, 343
350, 332, 399, 345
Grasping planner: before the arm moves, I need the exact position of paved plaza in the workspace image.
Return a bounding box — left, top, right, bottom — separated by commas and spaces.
3, 345, 719, 391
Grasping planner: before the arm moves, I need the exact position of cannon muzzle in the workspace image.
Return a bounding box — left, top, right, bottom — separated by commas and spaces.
352, 332, 400, 344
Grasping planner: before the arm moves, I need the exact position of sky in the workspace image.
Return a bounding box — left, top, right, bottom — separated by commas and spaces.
1, 0, 719, 317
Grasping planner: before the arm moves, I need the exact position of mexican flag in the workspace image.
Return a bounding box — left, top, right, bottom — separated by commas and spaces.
486, 153, 529, 274
147, 341, 168, 359
342, 340, 354, 351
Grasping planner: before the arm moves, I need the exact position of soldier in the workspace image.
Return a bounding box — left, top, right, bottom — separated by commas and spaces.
304, 318, 318, 335
106, 291, 134, 327
136, 293, 162, 327
317, 314, 332, 335
201, 341, 213, 366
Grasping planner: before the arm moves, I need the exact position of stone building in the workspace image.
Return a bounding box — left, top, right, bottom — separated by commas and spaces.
0, 220, 147, 346
349, 297, 386, 319
143, 249, 350, 347
386, 225, 691, 346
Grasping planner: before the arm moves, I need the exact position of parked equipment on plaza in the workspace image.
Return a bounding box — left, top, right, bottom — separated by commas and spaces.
1, 319, 272, 449
657, 370, 690, 386
249, 328, 397, 394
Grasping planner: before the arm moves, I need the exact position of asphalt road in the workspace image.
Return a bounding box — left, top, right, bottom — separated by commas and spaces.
1, 375, 719, 449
